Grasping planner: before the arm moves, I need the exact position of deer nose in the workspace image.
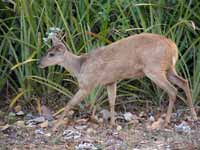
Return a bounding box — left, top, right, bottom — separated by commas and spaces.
38, 59, 45, 68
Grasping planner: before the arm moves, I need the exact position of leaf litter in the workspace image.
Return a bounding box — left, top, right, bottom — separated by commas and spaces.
0, 107, 200, 150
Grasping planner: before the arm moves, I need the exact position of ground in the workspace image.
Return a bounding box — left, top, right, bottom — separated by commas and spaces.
0, 107, 200, 150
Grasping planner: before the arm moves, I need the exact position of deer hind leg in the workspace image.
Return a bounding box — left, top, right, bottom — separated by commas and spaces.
167, 67, 198, 120
53, 88, 90, 131
144, 69, 177, 124
107, 82, 117, 126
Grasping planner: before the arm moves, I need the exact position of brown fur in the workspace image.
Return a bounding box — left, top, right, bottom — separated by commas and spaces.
39, 33, 197, 130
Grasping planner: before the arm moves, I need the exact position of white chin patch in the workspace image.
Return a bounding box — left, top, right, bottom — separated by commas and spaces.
172, 56, 176, 65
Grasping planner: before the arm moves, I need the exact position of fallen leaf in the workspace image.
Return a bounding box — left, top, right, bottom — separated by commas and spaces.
86, 128, 96, 134
40, 120, 49, 128
52, 118, 69, 131
128, 119, 139, 125
148, 117, 165, 130
75, 118, 89, 124
1, 124, 10, 131
14, 105, 21, 113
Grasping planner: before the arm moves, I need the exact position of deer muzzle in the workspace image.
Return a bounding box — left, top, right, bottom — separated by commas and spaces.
38, 58, 46, 68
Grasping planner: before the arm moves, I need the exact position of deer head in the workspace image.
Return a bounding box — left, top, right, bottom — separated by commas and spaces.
38, 36, 67, 68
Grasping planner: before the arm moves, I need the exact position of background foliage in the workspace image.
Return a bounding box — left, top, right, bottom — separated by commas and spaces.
0, 0, 200, 111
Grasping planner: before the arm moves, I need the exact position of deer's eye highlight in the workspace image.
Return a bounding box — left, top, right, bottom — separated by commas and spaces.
49, 53, 55, 57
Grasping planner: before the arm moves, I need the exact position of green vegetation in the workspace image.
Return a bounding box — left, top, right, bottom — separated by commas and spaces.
0, 0, 200, 111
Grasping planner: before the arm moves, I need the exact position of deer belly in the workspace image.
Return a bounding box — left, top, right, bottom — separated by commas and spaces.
98, 65, 144, 85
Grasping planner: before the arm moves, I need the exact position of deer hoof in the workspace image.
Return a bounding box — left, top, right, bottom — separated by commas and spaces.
192, 112, 198, 121
52, 122, 62, 132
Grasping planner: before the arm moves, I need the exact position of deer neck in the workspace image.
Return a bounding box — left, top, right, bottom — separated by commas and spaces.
60, 51, 81, 77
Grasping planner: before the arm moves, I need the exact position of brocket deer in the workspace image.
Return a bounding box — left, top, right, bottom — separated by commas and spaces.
39, 33, 198, 130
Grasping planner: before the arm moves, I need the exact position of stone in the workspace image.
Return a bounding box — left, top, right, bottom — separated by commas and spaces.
16, 111, 24, 116
16, 120, 25, 127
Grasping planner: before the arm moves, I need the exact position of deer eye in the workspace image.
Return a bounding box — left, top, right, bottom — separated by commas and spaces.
49, 53, 55, 57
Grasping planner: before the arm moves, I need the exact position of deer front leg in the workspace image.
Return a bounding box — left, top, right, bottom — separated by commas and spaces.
53, 88, 90, 131
107, 82, 117, 127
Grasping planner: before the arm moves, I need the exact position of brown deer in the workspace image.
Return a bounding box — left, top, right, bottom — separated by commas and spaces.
39, 33, 198, 130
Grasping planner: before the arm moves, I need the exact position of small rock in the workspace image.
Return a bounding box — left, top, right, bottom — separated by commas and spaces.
117, 125, 122, 131
75, 125, 87, 130
34, 129, 44, 135
175, 121, 191, 133
16, 111, 24, 116
63, 129, 81, 140
124, 112, 134, 121
26, 116, 46, 125
149, 115, 155, 122
139, 111, 145, 117
39, 120, 49, 128
45, 133, 51, 137
15, 120, 25, 127
75, 142, 98, 150
33, 116, 45, 123
25, 113, 34, 120
14, 105, 22, 113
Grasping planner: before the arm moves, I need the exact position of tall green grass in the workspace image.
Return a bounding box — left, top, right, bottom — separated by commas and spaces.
0, 0, 200, 111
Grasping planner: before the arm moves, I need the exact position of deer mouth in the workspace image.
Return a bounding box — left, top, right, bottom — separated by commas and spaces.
38, 60, 46, 68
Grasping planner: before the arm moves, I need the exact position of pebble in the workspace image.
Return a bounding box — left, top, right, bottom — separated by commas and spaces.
15, 120, 25, 127
175, 121, 191, 133
124, 112, 134, 121
117, 125, 122, 131
16, 111, 24, 116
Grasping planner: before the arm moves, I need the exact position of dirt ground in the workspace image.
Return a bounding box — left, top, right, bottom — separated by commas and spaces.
0, 113, 200, 150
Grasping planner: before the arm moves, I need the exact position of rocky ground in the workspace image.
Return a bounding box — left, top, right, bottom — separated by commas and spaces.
0, 105, 200, 150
